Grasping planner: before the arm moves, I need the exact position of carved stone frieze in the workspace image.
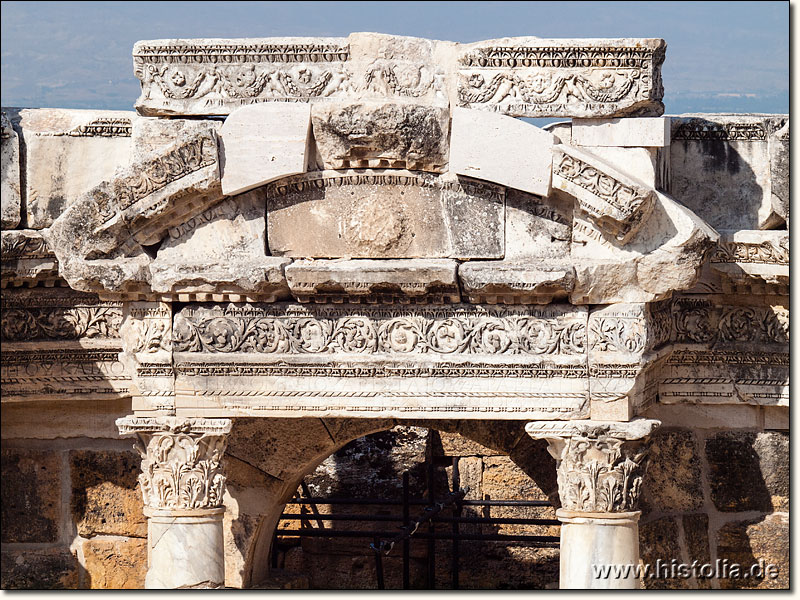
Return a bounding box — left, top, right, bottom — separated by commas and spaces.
116, 416, 231, 511
1, 288, 129, 402
553, 144, 656, 243
1, 289, 122, 342
119, 301, 175, 413
1, 230, 60, 287
169, 302, 590, 419
526, 418, 660, 513
132, 34, 664, 118
457, 38, 666, 118
173, 303, 587, 356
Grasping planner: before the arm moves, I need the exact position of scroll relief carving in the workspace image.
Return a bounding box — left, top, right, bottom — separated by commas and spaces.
1, 294, 122, 342
134, 39, 444, 113
528, 419, 660, 513
553, 147, 655, 243
672, 118, 787, 141
672, 299, 789, 346
173, 304, 587, 356
117, 417, 231, 511
457, 43, 665, 117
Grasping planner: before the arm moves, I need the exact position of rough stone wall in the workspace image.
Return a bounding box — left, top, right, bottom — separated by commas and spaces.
639, 423, 789, 590
1, 418, 147, 589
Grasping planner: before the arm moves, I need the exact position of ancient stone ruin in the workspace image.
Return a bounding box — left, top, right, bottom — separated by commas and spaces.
1, 33, 788, 589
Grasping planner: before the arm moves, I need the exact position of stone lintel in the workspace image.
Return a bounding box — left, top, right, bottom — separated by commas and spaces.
132, 34, 665, 119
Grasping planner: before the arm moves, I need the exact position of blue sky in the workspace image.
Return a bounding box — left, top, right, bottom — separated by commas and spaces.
0, 1, 789, 114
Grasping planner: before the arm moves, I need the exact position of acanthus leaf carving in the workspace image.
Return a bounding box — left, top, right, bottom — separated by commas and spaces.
118, 417, 231, 511
527, 419, 660, 513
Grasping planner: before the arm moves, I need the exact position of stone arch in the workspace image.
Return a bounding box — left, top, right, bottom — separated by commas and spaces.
220, 417, 558, 588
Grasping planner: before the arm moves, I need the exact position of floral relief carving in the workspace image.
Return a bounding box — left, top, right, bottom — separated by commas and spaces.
532, 421, 659, 513
589, 317, 646, 353
118, 417, 231, 511
1, 306, 122, 341
711, 238, 789, 266
672, 300, 789, 346
172, 306, 587, 356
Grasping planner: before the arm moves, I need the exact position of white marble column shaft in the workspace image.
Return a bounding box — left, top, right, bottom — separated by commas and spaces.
526, 419, 660, 590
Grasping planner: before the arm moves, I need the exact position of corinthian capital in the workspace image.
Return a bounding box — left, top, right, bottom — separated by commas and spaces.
526, 419, 660, 513
117, 416, 232, 511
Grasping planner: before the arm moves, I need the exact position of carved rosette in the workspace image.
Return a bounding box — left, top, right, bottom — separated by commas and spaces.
526, 419, 660, 513
117, 416, 231, 512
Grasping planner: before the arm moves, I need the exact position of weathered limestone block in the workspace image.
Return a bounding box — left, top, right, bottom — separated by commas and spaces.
505, 188, 573, 260
312, 102, 448, 171
1, 229, 60, 287
70, 449, 146, 538
458, 262, 574, 304
670, 114, 789, 230
81, 538, 147, 589
285, 259, 459, 303
172, 302, 590, 420
1, 288, 128, 403
1, 548, 80, 589
131, 115, 222, 157
220, 103, 311, 196
1, 448, 62, 543
572, 117, 670, 147
16, 108, 134, 229
638, 517, 690, 590
150, 192, 290, 301
265, 171, 504, 259
641, 428, 704, 512
449, 107, 554, 196
661, 296, 788, 408
133, 34, 665, 119
553, 144, 656, 243
706, 431, 788, 512
570, 190, 718, 304
47, 127, 223, 294
1, 112, 21, 229
457, 37, 666, 118
716, 514, 788, 589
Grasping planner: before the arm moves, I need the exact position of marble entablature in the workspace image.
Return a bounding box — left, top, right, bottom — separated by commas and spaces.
0, 33, 788, 424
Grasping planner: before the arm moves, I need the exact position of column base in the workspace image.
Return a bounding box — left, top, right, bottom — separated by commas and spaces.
557, 509, 641, 589
145, 508, 226, 589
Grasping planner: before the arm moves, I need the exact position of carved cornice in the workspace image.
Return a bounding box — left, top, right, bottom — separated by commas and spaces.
527, 419, 660, 513
117, 416, 231, 511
